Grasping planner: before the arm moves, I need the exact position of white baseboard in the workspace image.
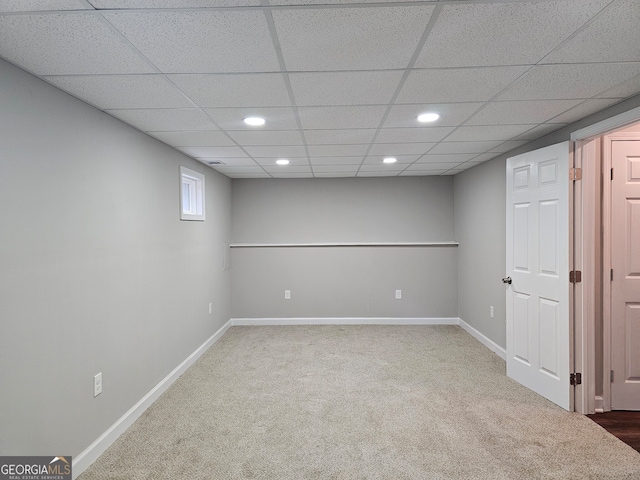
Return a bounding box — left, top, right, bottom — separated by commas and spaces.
458, 317, 506, 360
231, 317, 460, 326
72, 319, 232, 479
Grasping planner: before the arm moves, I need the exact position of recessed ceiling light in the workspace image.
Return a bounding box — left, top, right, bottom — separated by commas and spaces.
383, 157, 397, 164
417, 112, 440, 123
244, 116, 265, 126
276, 159, 290, 166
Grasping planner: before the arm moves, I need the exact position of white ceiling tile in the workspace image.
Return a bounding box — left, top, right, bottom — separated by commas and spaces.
224, 173, 273, 178
314, 171, 357, 178
0, 13, 154, 75
180, 146, 249, 158
107, 108, 216, 131
383, 103, 483, 128
197, 157, 256, 167
264, 166, 312, 174
227, 130, 303, 146
543, 0, 640, 64
44, 74, 192, 109
596, 74, 640, 99
297, 106, 387, 130
357, 171, 400, 177
312, 165, 359, 173
213, 165, 268, 174
447, 125, 537, 142
308, 157, 363, 166
307, 145, 368, 157
92, 0, 262, 7
304, 129, 376, 145
488, 140, 530, 154
270, 172, 314, 178
376, 127, 454, 144
244, 145, 307, 157
468, 153, 500, 164
362, 155, 419, 165
359, 164, 405, 172
414, 1, 609, 68
514, 124, 565, 141
254, 157, 309, 167
169, 74, 291, 108
497, 63, 640, 101
405, 163, 460, 171
0, 0, 93, 12
270, 0, 413, 4
103, 10, 279, 73
150, 131, 232, 147
415, 154, 476, 164
429, 141, 501, 155
272, 6, 435, 71
549, 99, 624, 124
461, 161, 486, 168
289, 71, 403, 106
465, 100, 583, 126
204, 107, 299, 131
399, 170, 441, 177
368, 143, 434, 156
397, 67, 529, 104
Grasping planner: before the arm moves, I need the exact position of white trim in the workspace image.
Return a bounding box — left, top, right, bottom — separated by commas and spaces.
458, 317, 506, 360
72, 320, 232, 479
229, 242, 459, 248
571, 105, 640, 141
231, 317, 460, 326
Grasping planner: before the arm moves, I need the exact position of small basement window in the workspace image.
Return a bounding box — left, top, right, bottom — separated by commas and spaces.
180, 166, 205, 221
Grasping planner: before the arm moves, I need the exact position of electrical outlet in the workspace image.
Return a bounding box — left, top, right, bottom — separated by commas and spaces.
284, 290, 291, 300
208, 303, 212, 315
94, 372, 102, 397
490, 306, 494, 318
395, 290, 402, 299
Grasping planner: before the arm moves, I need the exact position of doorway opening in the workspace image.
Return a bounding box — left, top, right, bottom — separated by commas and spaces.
573, 113, 640, 414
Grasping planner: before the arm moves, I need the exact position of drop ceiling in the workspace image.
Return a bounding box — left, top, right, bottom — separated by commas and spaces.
1, 0, 639, 178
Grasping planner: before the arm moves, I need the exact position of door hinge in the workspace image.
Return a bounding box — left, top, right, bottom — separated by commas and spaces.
570, 372, 582, 386
611, 269, 613, 281
611, 168, 614, 180
610, 370, 614, 383
570, 167, 582, 181
569, 270, 582, 283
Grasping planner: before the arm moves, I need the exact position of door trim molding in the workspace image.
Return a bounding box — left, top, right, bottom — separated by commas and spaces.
602, 132, 640, 412
571, 105, 640, 141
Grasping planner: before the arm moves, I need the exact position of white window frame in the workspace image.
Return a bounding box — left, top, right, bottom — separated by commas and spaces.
180, 166, 205, 221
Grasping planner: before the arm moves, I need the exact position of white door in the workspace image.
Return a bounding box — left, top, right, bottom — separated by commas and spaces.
506, 142, 571, 410
610, 140, 640, 410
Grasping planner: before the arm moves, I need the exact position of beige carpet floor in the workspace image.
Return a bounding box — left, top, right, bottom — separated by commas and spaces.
78, 325, 640, 479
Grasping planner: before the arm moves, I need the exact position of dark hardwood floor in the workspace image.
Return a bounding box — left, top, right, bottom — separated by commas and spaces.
587, 411, 640, 453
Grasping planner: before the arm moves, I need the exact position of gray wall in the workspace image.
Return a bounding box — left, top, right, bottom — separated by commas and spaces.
454, 93, 640, 350
0, 59, 232, 457
454, 158, 507, 346
231, 177, 458, 319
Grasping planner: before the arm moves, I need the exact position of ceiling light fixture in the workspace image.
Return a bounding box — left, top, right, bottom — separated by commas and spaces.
276, 159, 290, 166
417, 112, 440, 123
243, 116, 265, 126
383, 157, 397, 164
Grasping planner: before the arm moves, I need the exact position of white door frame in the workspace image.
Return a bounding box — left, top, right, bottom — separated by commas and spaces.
570, 105, 640, 414
603, 131, 640, 411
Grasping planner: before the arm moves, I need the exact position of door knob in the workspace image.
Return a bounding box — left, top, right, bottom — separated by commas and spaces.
502, 276, 512, 285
